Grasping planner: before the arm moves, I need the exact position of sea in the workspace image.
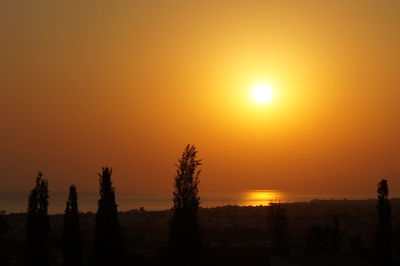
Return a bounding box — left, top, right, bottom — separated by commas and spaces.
0, 190, 376, 214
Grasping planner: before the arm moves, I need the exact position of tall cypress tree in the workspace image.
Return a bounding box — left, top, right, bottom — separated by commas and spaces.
25, 172, 49, 266
63, 185, 82, 266
169, 144, 202, 264
94, 167, 124, 266
376, 179, 392, 265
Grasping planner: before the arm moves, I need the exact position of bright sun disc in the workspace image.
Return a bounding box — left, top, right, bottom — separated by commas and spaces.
252, 84, 273, 103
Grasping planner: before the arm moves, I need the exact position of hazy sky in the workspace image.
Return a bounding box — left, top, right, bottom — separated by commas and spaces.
1, 1, 399, 195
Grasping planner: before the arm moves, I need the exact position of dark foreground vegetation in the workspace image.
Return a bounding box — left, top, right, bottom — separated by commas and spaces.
0, 145, 399, 266
2, 199, 400, 266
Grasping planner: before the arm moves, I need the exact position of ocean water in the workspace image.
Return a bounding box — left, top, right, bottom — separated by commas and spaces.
0, 190, 376, 214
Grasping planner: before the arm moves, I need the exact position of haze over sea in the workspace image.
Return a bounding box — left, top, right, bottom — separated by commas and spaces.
0, 190, 377, 214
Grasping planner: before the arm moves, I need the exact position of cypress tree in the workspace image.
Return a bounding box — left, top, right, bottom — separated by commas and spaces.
376, 179, 392, 265
169, 144, 202, 264
94, 167, 124, 266
63, 185, 82, 266
25, 172, 49, 266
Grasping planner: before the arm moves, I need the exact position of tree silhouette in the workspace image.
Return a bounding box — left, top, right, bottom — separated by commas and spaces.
25, 172, 49, 266
63, 185, 82, 266
267, 203, 289, 255
375, 179, 392, 265
169, 144, 202, 264
94, 167, 124, 266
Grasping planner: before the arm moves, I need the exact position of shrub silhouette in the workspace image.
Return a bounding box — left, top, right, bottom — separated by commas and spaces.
63, 185, 82, 266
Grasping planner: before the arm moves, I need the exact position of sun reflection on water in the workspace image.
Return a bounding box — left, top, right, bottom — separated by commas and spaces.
241, 190, 285, 206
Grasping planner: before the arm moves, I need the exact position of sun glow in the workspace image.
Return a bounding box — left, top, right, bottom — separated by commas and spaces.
241, 190, 284, 206
252, 84, 273, 103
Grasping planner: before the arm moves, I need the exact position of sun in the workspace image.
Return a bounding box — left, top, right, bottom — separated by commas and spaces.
252, 84, 273, 103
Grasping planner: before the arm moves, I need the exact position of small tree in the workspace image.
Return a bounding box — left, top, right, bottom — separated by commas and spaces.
94, 167, 124, 266
376, 179, 392, 265
169, 144, 202, 264
25, 172, 49, 266
63, 185, 82, 266
267, 203, 289, 255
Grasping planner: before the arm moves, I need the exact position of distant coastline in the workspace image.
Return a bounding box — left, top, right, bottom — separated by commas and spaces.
0, 190, 383, 214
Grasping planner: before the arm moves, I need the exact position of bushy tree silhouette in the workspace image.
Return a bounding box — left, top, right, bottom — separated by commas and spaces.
267, 203, 289, 255
94, 167, 124, 266
25, 172, 49, 266
376, 179, 392, 265
63, 185, 82, 266
169, 144, 202, 264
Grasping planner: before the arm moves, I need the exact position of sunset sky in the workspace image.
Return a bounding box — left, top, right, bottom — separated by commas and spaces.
1, 1, 399, 196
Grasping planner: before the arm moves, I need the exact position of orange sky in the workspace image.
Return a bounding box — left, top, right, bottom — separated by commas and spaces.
1, 1, 399, 195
